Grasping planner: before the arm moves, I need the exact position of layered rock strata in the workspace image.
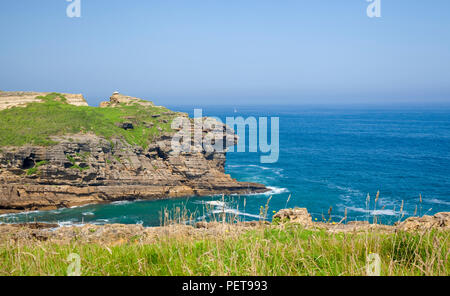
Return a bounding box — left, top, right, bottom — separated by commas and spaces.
0, 93, 267, 213
0, 91, 88, 110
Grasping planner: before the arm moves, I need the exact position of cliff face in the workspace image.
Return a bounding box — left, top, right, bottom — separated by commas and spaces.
0, 93, 266, 213
0, 91, 88, 110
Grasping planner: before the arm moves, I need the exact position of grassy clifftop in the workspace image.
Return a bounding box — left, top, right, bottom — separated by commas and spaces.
0, 224, 448, 276
0, 93, 176, 148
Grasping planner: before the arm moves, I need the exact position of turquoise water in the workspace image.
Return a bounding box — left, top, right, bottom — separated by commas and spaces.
2, 105, 450, 226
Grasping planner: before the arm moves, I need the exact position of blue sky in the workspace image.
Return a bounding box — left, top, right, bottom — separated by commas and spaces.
1, 0, 449, 106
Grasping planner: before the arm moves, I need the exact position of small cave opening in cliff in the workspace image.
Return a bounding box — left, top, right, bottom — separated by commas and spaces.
149, 147, 168, 160
22, 157, 35, 169
204, 152, 215, 160
156, 148, 168, 160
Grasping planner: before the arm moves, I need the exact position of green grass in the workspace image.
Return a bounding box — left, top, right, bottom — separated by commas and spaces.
65, 154, 89, 171
25, 160, 49, 175
0, 225, 448, 276
25, 167, 38, 176
0, 93, 175, 148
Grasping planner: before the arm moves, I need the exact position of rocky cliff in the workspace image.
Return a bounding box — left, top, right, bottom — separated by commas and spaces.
0, 92, 267, 213
0, 91, 88, 110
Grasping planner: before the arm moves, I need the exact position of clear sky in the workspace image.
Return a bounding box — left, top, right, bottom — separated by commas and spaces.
1, 0, 450, 106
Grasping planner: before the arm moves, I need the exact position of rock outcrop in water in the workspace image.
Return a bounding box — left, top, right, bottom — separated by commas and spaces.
0, 92, 267, 213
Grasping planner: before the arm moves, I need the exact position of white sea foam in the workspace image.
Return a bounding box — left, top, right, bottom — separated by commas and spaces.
97, 219, 111, 222
248, 165, 271, 170
206, 185, 289, 198
57, 220, 85, 228
345, 206, 404, 216
204, 201, 227, 207
228, 164, 271, 170
211, 208, 263, 219
232, 186, 289, 197
69, 203, 95, 209
111, 200, 132, 205
88, 219, 111, 225
302, 178, 365, 197
82, 212, 95, 216
228, 164, 284, 177
427, 198, 450, 206
198, 199, 263, 220
0, 210, 41, 218
328, 183, 363, 196
262, 186, 289, 196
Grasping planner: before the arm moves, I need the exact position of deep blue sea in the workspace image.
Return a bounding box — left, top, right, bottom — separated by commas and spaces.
2, 105, 450, 226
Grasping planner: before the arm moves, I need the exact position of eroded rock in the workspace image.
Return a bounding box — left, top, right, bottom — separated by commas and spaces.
273, 208, 450, 233
396, 212, 450, 231
0, 91, 88, 110
273, 208, 313, 226
0, 125, 267, 213
99, 93, 155, 108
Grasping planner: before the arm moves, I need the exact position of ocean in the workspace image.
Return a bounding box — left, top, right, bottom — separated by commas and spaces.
2, 105, 449, 226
